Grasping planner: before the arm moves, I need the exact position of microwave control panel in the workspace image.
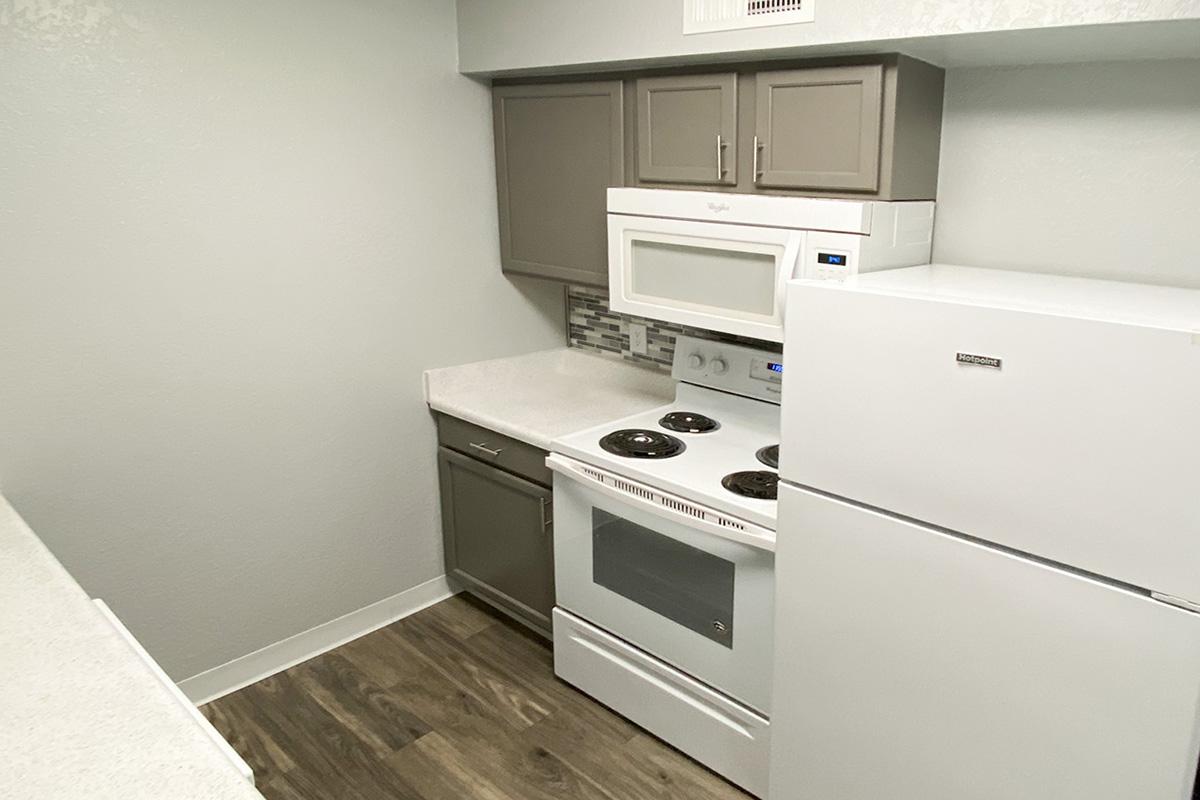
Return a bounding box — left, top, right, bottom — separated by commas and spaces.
814, 250, 852, 280
803, 231, 862, 282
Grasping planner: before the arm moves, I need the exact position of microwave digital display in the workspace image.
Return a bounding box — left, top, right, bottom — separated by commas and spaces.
817, 252, 848, 266
767, 362, 783, 374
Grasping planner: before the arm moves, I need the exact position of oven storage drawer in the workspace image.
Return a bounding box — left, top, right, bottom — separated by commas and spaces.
553, 608, 770, 798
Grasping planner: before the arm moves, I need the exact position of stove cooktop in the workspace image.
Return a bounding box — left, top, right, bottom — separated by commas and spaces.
659, 411, 720, 434
756, 444, 780, 469
599, 429, 686, 459
552, 382, 781, 530
722, 470, 780, 500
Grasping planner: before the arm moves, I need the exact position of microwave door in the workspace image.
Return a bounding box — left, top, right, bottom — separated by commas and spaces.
607, 214, 803, 342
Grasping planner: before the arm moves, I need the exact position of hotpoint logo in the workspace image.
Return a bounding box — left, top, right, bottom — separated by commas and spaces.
956, 352, 1003, 370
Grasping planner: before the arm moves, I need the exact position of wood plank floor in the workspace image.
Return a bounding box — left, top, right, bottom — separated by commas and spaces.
202, 594, 753, 800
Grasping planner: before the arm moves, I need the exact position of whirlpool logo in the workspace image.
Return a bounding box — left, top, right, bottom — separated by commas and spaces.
706, 201, 731, 214
956, 352, 1003, 370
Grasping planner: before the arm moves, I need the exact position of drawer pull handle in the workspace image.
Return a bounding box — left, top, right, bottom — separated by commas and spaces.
469, 442, 503, 458
539, 497, 553, 532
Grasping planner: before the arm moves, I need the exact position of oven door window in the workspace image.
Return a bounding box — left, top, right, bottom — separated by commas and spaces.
592, 508, 735, 647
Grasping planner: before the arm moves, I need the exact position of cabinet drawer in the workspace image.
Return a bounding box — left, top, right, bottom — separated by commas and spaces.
436, 414, 551, 486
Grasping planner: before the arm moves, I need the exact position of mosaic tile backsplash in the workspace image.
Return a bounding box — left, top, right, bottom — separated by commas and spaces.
567, 285, 780, 371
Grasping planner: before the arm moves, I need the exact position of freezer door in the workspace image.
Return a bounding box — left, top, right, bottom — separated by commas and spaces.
771, 483, 1200, 800
780, 279, 1200, 603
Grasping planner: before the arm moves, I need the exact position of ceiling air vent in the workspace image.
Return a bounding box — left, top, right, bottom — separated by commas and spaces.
684, 0, 815, 35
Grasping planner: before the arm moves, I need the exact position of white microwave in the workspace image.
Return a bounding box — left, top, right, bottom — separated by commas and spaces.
607, 188, 934, 342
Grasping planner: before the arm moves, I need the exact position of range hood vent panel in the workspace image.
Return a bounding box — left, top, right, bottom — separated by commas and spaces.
684, 0, 815, 34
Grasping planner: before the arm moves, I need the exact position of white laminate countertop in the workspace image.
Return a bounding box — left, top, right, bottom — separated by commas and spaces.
0, 495, 265, 800
424, 347, 676, 450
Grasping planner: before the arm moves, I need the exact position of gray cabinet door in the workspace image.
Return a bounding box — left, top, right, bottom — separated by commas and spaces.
438, 446, 554, 634
754, 65, 884, 192
493, 81, 624, 287
636, 73, 737, 185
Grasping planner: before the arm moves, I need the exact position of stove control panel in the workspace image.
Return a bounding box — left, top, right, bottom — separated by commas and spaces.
672, 335, 783, 404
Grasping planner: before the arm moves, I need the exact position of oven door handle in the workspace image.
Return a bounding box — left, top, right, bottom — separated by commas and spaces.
545, 453, 776, 553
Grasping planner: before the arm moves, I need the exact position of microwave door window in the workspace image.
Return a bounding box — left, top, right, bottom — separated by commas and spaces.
591, 508, 735, 648
629, 239, 778, 318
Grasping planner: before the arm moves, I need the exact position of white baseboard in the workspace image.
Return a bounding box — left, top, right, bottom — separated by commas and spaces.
179, 575, 455, 706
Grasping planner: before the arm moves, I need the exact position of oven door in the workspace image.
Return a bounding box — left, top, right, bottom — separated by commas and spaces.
549, 454, 775, 714
607, 213, 803, 343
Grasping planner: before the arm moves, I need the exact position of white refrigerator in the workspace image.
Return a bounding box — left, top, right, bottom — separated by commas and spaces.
772, 264, 1200, 800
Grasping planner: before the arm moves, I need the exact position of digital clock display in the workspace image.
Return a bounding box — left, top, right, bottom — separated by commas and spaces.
750, 358, 785, 384
817, 252, 847, 266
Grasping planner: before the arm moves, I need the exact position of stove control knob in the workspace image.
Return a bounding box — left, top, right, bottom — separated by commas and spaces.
688, 354, 705, 369
710, 358, 728, 375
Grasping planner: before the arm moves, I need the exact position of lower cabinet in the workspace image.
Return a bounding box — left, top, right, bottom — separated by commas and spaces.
437, 426, 555, 638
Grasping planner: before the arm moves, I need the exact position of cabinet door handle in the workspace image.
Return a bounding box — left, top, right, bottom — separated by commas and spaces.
468, 442, 503, 458
716, 134, 727, 182
539, 497, 553, 531
753, 135, 764, 184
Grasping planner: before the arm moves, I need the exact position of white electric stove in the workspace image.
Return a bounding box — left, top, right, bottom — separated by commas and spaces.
547, 335, 781, 799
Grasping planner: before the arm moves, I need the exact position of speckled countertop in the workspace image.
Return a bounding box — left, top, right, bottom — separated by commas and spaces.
424, 347, 676, 450
0, 495, 265, 800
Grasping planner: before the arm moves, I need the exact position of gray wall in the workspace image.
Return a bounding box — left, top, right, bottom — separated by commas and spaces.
455, 0, 1200, 75
934, 59, 1200, 287
0, 0, 564, 680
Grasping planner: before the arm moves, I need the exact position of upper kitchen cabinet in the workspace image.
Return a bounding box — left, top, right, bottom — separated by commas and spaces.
635, 73, 738, 186
752, 57, 944, 198
490, 58, 943, 287
753, 65, 884, 192
493, 81, 624, 287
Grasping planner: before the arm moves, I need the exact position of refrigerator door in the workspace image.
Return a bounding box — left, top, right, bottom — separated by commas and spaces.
772, 483, 1200, 800
780, 270, 1200, 603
